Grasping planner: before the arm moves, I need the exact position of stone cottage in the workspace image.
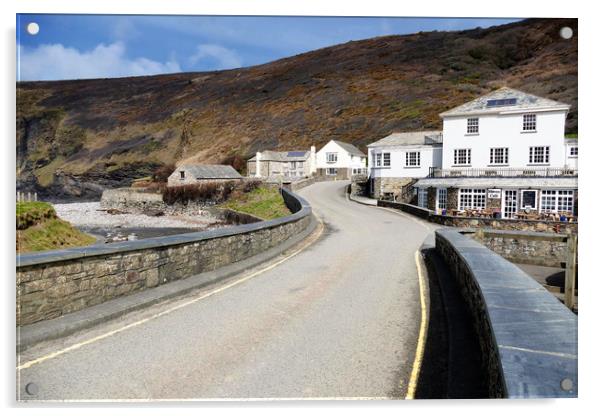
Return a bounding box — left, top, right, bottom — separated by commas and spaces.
167, 164, 243, 187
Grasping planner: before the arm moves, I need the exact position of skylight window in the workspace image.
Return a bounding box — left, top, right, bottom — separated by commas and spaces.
486, 98, 517, 107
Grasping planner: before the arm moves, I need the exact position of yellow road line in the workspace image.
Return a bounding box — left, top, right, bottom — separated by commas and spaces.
405, 250, 429, 399
18, 217, 324, 371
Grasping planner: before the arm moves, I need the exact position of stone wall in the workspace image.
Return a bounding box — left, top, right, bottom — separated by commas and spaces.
377, 200, 578, 234
17, 189, 313, 326
435, 229, 577, 398
100, 188, 165, 213
371, 177, 414, 200
470, 229, 568, 267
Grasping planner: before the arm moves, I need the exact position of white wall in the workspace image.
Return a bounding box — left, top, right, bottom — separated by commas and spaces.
316, 141, 367, 170
441, 110, 567, 170
368, 145, 442, 178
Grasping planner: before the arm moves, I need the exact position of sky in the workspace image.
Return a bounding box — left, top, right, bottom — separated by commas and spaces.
16, 14, 520, 81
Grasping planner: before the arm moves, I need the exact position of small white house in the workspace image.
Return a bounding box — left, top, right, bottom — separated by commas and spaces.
366, 131, 443, 200
315, 140, 367, 179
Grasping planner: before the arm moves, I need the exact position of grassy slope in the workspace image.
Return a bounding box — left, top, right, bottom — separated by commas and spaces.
16, 18, 577, 195
219, 187, 291, 220
16, 202, 95, 253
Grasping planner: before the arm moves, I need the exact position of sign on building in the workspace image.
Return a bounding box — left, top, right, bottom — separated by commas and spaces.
487, 189, 501, 199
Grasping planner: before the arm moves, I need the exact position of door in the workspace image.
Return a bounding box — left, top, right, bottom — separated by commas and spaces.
502, 190, 518, 219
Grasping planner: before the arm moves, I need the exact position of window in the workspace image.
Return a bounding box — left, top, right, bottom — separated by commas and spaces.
523, 114, 537, 131
437, 188, 447, 211
454, 149, 472, 165
289, 161, 297, 169
521, 190, 537, 210
529, 146, 550, 164
326, 168, 338, 176
405, 151, 421, 167
374, 153, 382, 167
489, 148, 509, 165
326, 152, 338, 163
382, 153, 391, 167
458, 189, 486, 210
418, 188, 428, 208
179, 171, 185, 179
540, 190, 574, 213
297, 161, 304, 168
467, 118, 479, 134
569, 146, 578, 157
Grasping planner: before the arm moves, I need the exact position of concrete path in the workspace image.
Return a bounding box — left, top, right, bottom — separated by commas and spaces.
17, 181, 434, 401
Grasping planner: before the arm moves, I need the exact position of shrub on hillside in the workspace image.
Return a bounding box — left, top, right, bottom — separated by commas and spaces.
152, 163, 176, 183
16, 202, 57, 230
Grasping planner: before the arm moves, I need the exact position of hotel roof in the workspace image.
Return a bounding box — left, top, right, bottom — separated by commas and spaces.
439, 87, 570, 117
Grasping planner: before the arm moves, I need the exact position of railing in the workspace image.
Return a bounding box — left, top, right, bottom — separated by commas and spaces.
428, 167, 577, 178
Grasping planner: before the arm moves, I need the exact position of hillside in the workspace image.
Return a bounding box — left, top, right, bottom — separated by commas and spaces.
16, 18, 577, 198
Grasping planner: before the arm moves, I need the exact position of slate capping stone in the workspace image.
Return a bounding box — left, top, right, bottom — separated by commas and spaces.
435, 228, 578, 398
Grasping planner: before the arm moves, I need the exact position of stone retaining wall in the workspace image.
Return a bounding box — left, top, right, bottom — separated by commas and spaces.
435, 229, 577, 398
470, 229, 568, 267
17, 189, 312, 326
378, 200, 577, 234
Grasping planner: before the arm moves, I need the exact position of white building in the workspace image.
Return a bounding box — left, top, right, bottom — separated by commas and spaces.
366, 131, 443, 200
412, 87, 578, 218
315, 140, 367, 179
366, 87, 578, 218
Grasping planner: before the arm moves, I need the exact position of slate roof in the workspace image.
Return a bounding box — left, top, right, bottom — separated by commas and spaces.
248, 150, 310, 162
179, 164, 242, 179
414, 177, 578, 189
440, 87, 570, 117
331, 140, 366, 157
367, 130, 443, 148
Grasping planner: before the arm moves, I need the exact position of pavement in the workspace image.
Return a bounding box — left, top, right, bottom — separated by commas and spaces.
17, 181, 433, 401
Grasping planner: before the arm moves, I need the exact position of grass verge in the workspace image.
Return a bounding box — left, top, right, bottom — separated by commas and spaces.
16, 202, 96, 253
219, 186, 291, 220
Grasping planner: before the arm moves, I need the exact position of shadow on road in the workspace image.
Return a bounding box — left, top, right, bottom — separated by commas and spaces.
414, 248, 489, 399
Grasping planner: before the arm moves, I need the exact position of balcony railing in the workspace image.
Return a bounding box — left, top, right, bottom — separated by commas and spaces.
428, 167, 578, 178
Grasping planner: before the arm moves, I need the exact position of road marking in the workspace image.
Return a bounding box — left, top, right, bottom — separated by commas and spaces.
17, 217, 325, 371
404, 250, 429, 400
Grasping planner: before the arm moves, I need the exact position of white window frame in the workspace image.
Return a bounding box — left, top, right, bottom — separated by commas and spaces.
466, 118, 479, 134
382, 152, 391, 167
489, 147, 509, 165
289, 161, 297, 169
458, 188, 486, 210
529, 146, 550, 164
405, 151, 421, 167
520, 190, 538, 210
417, 188, 428, 208
374, 152, 382, 167
522, 114, 537, 132
569, 146, 578, 157
437, 188, 447, 211
326, 152, 338, 163
540, 190, 574, 214
326, 168, 338, 176
454, 148, 472, 166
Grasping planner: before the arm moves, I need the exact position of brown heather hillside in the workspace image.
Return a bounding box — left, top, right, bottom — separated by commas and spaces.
16, 18, 577, 198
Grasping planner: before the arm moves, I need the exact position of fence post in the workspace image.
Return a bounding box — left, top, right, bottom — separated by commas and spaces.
564, 234, 577, 310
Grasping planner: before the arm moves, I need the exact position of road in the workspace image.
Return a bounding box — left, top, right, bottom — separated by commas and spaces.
18, 181, 434, 400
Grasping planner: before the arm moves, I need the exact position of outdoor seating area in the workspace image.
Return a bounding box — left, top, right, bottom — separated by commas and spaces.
444, 208, 577, 222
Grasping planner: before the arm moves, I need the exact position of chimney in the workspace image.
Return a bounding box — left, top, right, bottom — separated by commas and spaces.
310, 145, 317, 175
255, 152, 261, 178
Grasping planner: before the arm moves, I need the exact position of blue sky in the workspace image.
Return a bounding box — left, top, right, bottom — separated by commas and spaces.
17, 14, 520, 81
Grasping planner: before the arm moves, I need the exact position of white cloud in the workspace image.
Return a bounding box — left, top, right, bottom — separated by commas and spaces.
18, 42, 181, 81
189, 44, 242, 70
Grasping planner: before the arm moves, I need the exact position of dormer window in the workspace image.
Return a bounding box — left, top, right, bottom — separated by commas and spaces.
466, 118, 479, 134
523, 114, 537, 131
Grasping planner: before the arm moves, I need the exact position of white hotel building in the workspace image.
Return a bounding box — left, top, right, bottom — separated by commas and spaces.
367, 87, 578, 218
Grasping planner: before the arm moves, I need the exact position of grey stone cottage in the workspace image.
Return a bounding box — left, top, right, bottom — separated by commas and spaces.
167, 164, 242, 187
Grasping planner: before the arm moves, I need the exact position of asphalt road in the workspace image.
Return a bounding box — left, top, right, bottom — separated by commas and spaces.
18, 181, 434, 400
